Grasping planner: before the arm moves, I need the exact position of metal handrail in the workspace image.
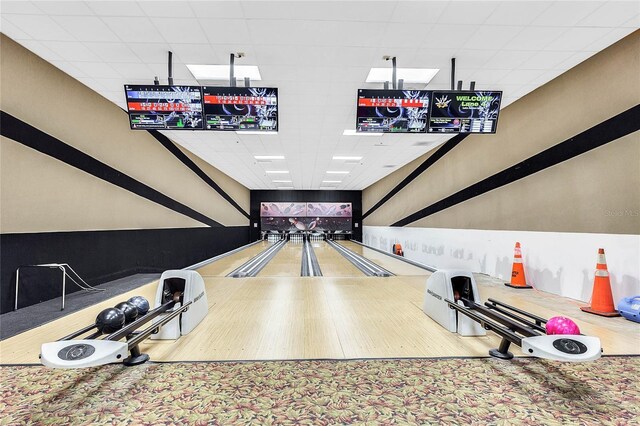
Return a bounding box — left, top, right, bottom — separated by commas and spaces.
15, 263, 105, 312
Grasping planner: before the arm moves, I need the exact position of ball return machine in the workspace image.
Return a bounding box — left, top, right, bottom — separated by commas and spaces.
423, 270, 602, 362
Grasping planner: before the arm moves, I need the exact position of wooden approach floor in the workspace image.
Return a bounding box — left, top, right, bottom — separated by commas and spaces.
1, 240, 638, 364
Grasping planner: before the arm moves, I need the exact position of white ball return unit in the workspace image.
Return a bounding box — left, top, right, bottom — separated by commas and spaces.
40, 270, 208, 369
423, 270, 601, 362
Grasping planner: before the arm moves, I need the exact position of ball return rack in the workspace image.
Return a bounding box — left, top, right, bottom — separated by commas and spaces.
446, 297, 602, 362
40, 298, 192, 368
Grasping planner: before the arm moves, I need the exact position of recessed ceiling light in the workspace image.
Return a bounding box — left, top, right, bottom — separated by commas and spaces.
322, 180, 342, 183
326, 171, 349, 174
237, 131, 277, 135
266, 170, 289, 174
254, 155, 285, 160
186, 64, 262, 81
343, 130, 382, 136
272, 180, 292, 183
333, 156, 362, 161
365, 67, 439, 84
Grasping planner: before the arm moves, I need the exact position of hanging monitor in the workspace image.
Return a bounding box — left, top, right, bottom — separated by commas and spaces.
202, 87, 278, 132
428, 91, 502, 133
124, 85, 204, 130
356, 89, 430, 133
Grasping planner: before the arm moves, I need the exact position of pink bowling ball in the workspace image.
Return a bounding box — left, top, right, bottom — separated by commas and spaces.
545, 316, 581, 335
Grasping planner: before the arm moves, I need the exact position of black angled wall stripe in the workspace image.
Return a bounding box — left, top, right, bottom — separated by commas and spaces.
362, 133, 469, 220
147, 129, 250, 219
0, 111, 222, 227
392, 104, 640, 227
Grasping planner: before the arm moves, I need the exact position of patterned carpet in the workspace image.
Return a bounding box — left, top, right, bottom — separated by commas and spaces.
1, 356, 638, 425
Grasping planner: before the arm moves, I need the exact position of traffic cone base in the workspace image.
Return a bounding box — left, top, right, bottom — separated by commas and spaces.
505, 242, 533, 289
505, 282, 533, 289
580, 306, 620, 317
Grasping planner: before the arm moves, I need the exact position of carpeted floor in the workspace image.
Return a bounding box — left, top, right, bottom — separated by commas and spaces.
1, 356, 638, 425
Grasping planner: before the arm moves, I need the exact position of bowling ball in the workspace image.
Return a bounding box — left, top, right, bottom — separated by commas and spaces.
128, 296, 150, 316
95, 308, 125, 334
114, 301, 138, 324
545, 316, 581, 335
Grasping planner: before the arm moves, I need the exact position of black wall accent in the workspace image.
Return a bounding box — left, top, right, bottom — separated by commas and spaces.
392, 104, 640, 227
1, 111, 221, 227
250, 190, 363, 241
1, 226, 250, 314
147, 129, 250, 219
362, 133, 468, 219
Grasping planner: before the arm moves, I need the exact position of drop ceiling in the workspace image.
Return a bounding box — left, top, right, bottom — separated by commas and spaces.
1, 1, 638, 190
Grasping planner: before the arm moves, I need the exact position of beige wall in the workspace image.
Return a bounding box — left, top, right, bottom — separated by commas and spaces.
363, 30, 640, 235
0, 34, 250, 233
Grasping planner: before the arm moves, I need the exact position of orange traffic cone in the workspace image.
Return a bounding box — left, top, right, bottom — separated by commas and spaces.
505, 242, 532, 289
581, 248, 620, 317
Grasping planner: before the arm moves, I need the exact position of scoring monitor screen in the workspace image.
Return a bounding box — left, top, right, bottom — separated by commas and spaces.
202, 87, 278, 132
428, 91, 502, 133
124, 85, 204, 130
356, 89, 430, 133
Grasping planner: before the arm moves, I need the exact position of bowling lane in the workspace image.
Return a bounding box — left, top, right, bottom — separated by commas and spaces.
196, 241, 270, 276
258, 241, 303, 277
337, 241, 430, 276
313, 241, 366, 277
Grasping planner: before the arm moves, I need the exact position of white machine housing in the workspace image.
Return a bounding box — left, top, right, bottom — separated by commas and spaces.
151, 270, 208, 340
40, 340, 128, 369
423, 269, 486, 336
522, 335, 601, 362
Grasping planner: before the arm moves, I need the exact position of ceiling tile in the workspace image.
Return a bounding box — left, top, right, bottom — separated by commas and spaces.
4, 14, 75, 41
437, 1, 500, 25
32, 1, 94, 16
151, 17, 208, 44
199, 18, 252, 45
87, 1, 147, 17
531, 1, 603, 27
85, 42, 141, 63
102, 16, 165, 43
51, 16, 121, 42
462, 26, 523, 51
503, 26, 567, 51
138, 1, 195, 18
43, 41, 101, 61
484, 1, 552, 26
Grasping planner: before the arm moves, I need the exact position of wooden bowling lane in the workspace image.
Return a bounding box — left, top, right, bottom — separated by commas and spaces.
312, 241, 366, 277
338, 241, 430, 276
196, 241, 270, 276
257, 241, 302, 277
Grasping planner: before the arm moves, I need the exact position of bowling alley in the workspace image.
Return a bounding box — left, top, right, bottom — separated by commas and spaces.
1, 1, 639, 424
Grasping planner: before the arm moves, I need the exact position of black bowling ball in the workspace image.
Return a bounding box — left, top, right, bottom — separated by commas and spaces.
114, 301, 138, 324
95, 308, 125, 334
128, 296, 150, 316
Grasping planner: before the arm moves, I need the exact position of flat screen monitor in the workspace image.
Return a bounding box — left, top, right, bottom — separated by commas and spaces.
356, 89, 430, 133
124, 85, 204, 130
202, 87, 278, 132
428, 91, 502, 133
